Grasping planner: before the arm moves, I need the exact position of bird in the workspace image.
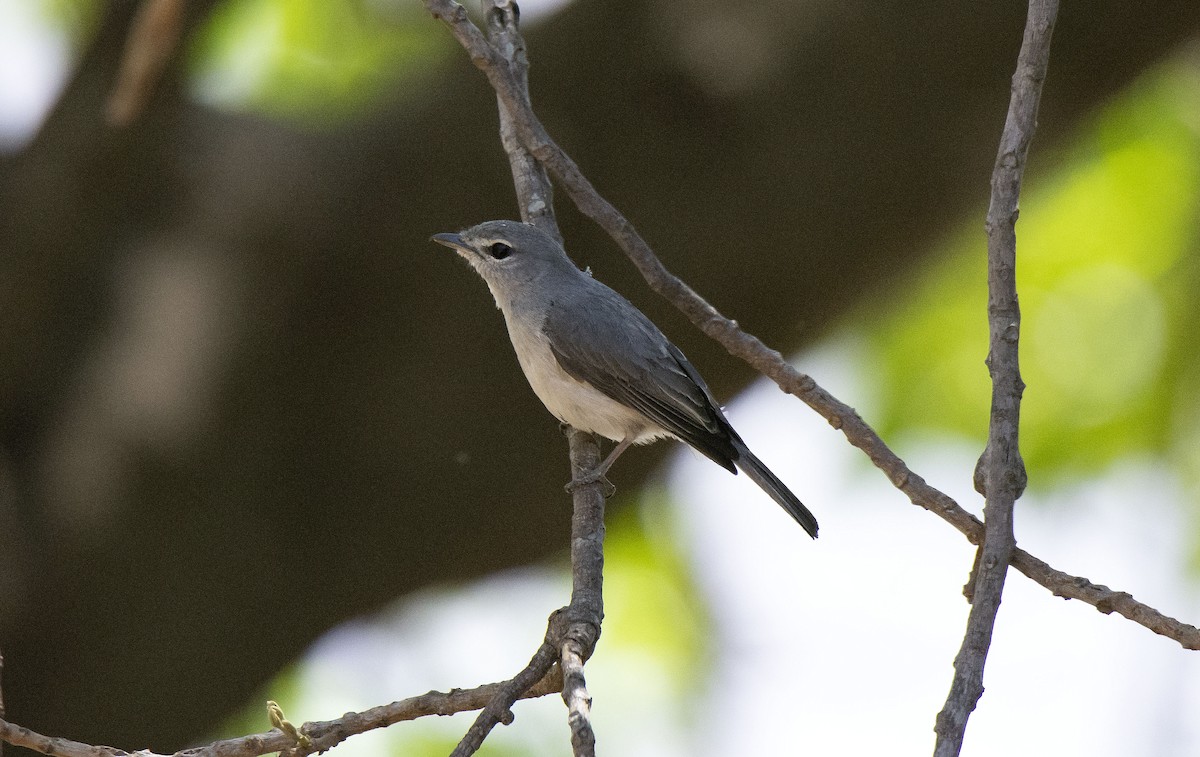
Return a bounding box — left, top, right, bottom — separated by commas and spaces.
431, 220, 818, 538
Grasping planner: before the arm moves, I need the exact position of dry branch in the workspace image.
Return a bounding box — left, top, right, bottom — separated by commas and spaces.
447, 620, 565, 757
0, 671, 562, 757
933, 1, 1057, 754
447, 4, 604, 754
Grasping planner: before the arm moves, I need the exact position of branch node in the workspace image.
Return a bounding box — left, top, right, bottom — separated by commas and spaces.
1095, 591, 1131, 615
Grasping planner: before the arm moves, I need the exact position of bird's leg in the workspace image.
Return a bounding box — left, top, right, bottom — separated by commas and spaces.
565, 436, 633, 496
593, 437, 633, 478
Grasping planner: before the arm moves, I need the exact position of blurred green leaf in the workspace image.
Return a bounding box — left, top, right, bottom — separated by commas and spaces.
600, 490, 711, 693
859, 59, 1200, 486
36, 0, 102, 44
188, 0, 446, 124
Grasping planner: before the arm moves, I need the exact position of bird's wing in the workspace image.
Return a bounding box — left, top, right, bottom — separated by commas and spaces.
543, 282, 739, 472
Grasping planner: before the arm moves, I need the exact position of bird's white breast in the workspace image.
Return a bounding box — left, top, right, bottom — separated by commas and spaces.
501, 309, 664, 445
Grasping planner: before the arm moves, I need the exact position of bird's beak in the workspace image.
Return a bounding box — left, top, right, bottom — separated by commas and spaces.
430, 232, 470, 253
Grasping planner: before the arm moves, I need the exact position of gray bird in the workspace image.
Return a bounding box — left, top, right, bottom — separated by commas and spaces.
432, 220, 818, 538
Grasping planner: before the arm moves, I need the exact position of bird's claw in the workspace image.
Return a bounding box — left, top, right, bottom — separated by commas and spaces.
565, 469, 616, 498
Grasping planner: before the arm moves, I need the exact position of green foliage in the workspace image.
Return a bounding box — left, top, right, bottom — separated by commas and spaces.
860, 59, 1200, 488
188, 0, 445, 124
599, 490, 711, 694
34, 0, 101, 43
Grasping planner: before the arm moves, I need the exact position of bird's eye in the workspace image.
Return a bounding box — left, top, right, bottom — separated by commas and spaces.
488, 242, 513, 260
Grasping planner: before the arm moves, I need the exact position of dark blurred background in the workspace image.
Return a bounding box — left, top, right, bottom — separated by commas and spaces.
2, 0, 1199, 750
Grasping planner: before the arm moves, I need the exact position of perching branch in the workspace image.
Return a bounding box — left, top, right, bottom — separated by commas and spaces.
447, 616, 566, 757
933, 2, 1056, 754
423, 0, 1200, 653
490, 0, 606, 747
447, 4, 604, 755
560, 427, 605, 757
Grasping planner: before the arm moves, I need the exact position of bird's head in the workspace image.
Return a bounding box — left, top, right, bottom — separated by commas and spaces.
431, 220, 581, 308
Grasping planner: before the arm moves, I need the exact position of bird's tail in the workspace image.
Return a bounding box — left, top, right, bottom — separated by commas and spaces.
732, 441, 818, 538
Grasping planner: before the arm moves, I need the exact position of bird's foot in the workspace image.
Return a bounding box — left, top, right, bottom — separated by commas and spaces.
565, 468, 616, 498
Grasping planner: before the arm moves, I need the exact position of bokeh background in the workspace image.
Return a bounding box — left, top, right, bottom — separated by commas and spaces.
3, 0, 1200, 754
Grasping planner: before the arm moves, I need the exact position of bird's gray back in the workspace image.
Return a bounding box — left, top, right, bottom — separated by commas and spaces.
543, 277, 739, 471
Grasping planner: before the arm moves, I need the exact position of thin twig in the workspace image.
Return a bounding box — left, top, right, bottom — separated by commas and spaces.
561, 428, 604, 757
0, 670, 563, 757
106, 0, 187, 126
422, 0, 1200, 652
933, 2, 1057, 754
560, 639, 595, 756
272, 670, 564, 757
0, 718, 135, 757
447, 621, 564, 757
485, 0, 560, 243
